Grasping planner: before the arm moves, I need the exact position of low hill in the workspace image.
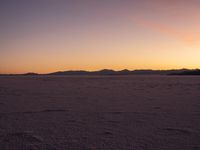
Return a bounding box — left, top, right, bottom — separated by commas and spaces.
1, 69, 200, 76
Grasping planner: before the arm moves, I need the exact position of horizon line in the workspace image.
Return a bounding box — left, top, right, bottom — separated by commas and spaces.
1, 68, 200, 75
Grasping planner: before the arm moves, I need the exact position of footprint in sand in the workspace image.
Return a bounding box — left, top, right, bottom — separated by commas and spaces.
0, 131, 55, 150
0, 102, 4, 105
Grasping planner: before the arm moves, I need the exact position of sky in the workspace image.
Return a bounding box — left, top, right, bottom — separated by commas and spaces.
0, 0, 200, 74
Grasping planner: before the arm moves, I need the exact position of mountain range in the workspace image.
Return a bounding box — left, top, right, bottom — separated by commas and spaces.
1, 69, 200, 76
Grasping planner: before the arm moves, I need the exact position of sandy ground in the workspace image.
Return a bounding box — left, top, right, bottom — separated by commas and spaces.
0, 75, 200, 150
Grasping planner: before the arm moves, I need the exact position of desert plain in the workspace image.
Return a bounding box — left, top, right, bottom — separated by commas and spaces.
0, 75, 200, 150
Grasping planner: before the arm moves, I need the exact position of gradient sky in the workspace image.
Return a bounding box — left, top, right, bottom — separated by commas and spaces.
0, 0, 200, 73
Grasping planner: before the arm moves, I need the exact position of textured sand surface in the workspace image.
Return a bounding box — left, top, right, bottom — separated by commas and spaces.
0, 76, 200, 150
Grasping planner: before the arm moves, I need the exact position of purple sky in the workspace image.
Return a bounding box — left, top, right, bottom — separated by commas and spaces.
1, 0, 200, 73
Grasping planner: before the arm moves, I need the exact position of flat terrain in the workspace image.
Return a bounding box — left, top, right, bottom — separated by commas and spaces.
0, 76, 200, 150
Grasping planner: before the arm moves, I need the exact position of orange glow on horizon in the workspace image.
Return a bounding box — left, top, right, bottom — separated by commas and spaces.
0, 0, 200, 74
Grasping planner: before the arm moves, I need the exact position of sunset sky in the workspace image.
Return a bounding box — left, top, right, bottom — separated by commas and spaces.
0, 0, 200, 74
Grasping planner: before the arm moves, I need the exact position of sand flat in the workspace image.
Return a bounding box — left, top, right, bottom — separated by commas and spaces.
0, 75, 200, 150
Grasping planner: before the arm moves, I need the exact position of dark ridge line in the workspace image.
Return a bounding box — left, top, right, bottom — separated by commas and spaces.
1, 69, 200, 76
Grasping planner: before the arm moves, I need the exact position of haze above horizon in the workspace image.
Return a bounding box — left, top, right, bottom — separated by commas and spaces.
1, 0, 200, 74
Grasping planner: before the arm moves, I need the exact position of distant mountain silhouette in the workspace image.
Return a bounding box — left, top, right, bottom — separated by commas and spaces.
23, 72, 39, 76
49, 69, 117, 75
169, 69, 200, 75
1, 69, 200, 76
49, 70, 89, 75
92, 69, 116, 75
44, 69, 199, 76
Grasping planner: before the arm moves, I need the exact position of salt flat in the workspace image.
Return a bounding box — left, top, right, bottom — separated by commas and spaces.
0, 75, 200, 150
